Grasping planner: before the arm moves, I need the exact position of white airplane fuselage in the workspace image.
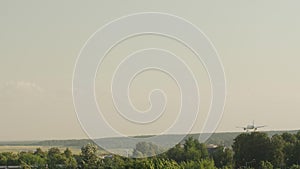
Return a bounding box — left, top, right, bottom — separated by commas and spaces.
246, 125, 255, 129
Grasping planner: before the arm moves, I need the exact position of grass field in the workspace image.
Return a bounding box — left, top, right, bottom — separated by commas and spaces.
0, 146, 82, 154
0, 146, 120, 155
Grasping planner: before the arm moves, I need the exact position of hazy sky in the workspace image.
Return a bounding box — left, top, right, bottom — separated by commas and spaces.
1, 0, 300, 141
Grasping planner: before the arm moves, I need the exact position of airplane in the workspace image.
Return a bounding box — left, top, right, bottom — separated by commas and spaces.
237, 121, 266, 132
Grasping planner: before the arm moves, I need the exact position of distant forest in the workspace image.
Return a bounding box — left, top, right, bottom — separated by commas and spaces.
1, 130, 298, 148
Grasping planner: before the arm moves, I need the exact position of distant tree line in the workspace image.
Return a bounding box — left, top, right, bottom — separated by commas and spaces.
1, 131, 300, 168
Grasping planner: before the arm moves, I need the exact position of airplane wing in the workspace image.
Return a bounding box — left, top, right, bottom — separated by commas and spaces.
236, 126, 246, 130
255, 125, 266, 128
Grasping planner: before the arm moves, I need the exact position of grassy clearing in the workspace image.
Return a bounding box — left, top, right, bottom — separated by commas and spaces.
0, 146, 82, 154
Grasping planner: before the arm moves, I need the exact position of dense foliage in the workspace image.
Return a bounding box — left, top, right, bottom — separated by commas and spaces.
232, 131, 300, 169
1, 132, 300, 168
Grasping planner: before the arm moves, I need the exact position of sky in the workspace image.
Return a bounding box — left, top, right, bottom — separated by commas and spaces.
1, 0, 300, 141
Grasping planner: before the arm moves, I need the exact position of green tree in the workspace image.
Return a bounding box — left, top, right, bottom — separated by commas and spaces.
281, 132, 298, 167
47, 147, 65, 169
183, 137, 208, 161
166, 143, 184, 162
3, 152, 19, 166
166, 137, 209, 163
63, 148, 77, 169
259, 161, 273, 169
132, 158, 155, 169
80, 143, 100, 169
199, 159, 217, 169
285, 140, 300, 168
290, 164, 300, 169
152, 158, 180, 169
133, 142, 163, 157
0, 153, 8, 165
19, 151, 46, 169
100, 155, 128, 169
180, 159, 217, 169
211, 146, 233, 168
295, 131, 300, 140
270, 134, 285, 168
34, 148, 46, 158
283, 141, 295, 167
63, 148, 72, 158
281, 132, 297, 144
129, 158, 181, 169
232, 132, 272, 168
20, 161, 32, 169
